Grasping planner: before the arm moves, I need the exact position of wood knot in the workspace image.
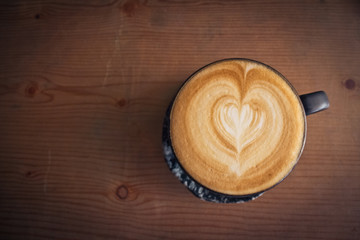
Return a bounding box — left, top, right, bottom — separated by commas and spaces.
35, 13, 41, 19
25, 170, 39, 179
25, 82, 38, 97
117, 98, 127, 107
121, 0, 140, 17
116, 185, 129, 199
344, 79, 355, 90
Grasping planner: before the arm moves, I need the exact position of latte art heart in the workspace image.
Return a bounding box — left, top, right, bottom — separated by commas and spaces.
170, 60, 305, 195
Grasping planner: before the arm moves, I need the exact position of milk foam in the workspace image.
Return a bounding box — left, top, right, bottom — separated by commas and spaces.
170, 59, 305, 195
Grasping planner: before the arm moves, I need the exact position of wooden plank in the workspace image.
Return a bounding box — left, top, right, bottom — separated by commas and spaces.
0, 0, 359, 239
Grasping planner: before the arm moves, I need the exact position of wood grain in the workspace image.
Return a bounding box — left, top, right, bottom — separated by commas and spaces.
0, 0, 359, 239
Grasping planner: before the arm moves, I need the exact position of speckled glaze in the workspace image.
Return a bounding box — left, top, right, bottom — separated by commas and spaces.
162, 101, 263, 203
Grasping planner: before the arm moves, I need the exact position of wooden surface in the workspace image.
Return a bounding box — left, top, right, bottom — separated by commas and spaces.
0, 0, 359, 239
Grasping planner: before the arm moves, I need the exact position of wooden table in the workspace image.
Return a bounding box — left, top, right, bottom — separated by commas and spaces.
1, 0, 359, 239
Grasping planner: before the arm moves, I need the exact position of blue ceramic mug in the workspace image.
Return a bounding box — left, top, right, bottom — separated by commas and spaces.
162, 58, 329, 203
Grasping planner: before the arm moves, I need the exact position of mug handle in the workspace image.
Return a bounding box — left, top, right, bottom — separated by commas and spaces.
300, 91, 330, 115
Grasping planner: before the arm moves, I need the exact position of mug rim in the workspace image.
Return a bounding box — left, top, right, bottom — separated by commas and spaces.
163, 58, 307, 202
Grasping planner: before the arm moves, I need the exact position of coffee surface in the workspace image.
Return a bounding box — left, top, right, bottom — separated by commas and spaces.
170, 59, 305, 195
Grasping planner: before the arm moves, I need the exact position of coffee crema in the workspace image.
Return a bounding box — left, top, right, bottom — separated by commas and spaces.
170, 59, 305, 195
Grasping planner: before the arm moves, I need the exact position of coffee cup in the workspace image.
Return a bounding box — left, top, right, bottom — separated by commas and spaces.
162, 58, 329, 203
